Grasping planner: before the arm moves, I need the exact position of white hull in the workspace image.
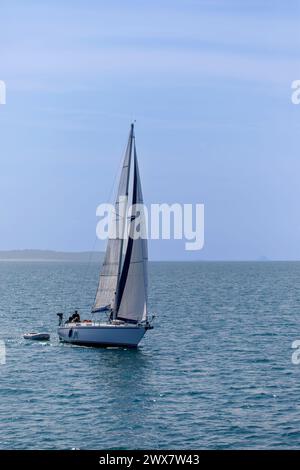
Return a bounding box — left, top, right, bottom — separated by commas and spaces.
58, 323, 148, 348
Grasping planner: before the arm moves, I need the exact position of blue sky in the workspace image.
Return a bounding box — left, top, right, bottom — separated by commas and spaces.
0, 0, 300, 260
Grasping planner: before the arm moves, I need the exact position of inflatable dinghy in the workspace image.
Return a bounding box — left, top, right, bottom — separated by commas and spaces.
24, 333, 50, 341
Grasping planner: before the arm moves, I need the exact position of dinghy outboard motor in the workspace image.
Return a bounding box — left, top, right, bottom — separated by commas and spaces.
57, 313, 64, 326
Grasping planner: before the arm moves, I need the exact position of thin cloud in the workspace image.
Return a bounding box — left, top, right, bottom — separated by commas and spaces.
3, 45, 299, 93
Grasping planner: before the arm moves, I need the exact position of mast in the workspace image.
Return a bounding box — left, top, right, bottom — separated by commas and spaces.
112, 123, 135, 319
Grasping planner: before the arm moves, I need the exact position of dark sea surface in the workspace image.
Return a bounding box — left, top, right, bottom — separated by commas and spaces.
1, 261, 300, 449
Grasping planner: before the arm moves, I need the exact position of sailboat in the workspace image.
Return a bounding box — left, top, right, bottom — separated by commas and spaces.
57, 124, 153, 348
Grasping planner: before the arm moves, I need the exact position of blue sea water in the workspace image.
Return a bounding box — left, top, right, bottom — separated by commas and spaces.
1, 261, 300, 449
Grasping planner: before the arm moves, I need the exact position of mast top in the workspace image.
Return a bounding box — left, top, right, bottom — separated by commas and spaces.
131, 121, 136, 138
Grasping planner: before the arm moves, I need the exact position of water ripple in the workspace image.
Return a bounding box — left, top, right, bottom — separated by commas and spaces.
0, 261, 300, 449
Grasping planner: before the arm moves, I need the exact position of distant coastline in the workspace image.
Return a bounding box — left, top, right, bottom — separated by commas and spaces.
0, 250, 104, 262
0, 251, 278, 262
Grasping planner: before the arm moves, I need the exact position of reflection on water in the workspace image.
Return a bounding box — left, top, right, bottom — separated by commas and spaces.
1, 261, 300, 449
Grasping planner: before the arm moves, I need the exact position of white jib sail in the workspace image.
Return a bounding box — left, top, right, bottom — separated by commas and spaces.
92, 127, 133, 313
116, 147, 148, 323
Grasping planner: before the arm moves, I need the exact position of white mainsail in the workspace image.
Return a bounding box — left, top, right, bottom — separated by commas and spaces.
92, 126, 134, 313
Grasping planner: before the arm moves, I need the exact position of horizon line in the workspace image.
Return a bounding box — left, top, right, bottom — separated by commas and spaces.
0, 249, 298, 262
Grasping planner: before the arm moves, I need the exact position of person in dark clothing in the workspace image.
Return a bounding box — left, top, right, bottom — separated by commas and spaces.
73, 310, 80, 323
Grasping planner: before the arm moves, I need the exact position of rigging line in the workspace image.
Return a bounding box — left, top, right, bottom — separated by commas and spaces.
82, 237, 100, 320
107, 131, 133, 206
